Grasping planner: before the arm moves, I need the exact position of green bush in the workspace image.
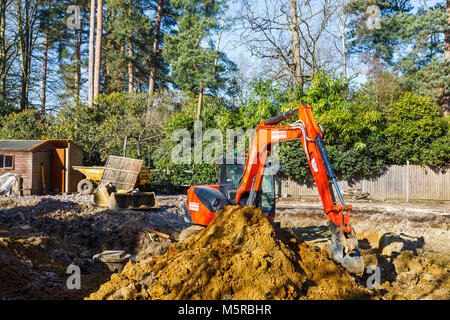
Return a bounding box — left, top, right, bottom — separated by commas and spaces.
384, 92, 448, 166
0, 109, 45, 140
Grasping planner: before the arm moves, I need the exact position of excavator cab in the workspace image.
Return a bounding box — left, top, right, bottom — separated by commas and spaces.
184, 157, 276, 226
219, 158, 275, 217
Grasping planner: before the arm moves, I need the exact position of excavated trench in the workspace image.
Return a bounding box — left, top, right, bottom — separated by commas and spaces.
0, 195, 448, 300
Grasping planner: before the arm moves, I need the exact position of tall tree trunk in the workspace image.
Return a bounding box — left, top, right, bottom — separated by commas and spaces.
445, 0, 450, 60
128, 0, 134, 93
442, 0, 450, 115
18, 0, 32, 110
41, 0, 51, 121
214, 20, 224, 66
193, 35, 203, 122
146, 0, 164, 125
197, 85, 203, 122
93, 0, 103, 102
74, 28, 81, 101
128, 43, 134, 92
191, 2, 210, 123
73, 0, 81, 102
88, 0, 96, 107
289, 0, 303, 88
340, 5, 347, 80
0, 0, 7, 102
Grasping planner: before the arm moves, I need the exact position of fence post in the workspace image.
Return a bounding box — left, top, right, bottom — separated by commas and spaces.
166, 168, 170, 194
406, 160, 410, 202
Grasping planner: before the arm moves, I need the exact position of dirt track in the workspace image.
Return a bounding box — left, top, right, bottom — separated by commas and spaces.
0, 194, 448, 300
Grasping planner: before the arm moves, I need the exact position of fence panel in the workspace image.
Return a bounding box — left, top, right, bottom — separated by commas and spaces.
279, 164, 449, 201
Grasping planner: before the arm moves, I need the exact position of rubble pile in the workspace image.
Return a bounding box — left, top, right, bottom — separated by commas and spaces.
0, 195, 188, 299
87, 206, 373, 300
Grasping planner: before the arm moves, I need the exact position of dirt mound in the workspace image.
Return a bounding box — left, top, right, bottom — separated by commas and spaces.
87, 205, 373, 300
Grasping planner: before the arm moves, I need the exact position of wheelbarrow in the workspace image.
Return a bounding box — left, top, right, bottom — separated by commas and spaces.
75, 156, 158, 210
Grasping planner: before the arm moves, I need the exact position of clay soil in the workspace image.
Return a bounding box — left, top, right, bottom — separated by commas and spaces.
0, 194, 448, 300
87, 205, 373, 300
277, 198, 450, 300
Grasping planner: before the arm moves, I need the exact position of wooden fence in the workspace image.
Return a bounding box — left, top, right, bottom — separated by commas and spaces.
279, 163, 450, 201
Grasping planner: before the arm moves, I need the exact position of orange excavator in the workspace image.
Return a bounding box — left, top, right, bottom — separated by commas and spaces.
184, 104, 365, 275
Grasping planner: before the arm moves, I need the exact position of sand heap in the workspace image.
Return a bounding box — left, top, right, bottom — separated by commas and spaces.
87, 205, 373, 300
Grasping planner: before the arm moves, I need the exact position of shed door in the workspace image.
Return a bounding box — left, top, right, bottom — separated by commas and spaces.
51, 148, 65, 193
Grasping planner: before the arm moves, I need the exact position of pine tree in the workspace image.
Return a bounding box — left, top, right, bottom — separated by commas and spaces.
164, 0, 233, 121
146, 0, 177, 125
53, 0, 90, 107
102, 0, 167, 94
348, 0, 450, 113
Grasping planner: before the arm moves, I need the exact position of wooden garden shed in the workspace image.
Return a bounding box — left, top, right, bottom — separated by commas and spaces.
0, 140, 84, 195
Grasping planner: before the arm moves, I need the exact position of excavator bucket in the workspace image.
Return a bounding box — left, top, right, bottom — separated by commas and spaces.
328, 221, 365, 276
94, 186, 159, 210
108, 191, 159, 210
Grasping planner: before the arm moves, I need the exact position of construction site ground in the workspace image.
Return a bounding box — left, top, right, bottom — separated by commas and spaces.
0, 194, 448, 300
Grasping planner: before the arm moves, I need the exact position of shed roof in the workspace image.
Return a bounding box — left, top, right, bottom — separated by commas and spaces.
0, 140, 83, 152
0, 140, 45, 151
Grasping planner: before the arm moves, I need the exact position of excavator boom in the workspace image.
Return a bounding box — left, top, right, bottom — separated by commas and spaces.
237, 105, 349, 231
233, 104, 364, 274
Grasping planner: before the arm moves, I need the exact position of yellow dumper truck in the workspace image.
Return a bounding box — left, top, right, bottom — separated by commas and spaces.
74, 156, 157, 210
73, 166, 151, 195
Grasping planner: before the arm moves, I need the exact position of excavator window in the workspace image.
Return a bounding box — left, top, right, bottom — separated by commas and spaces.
219, 157, 275, 216
260, 174, 275, 216
223, 163, 245, 189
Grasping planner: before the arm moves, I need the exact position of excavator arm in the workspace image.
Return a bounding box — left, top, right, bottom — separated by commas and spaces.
235, 104, 364, 275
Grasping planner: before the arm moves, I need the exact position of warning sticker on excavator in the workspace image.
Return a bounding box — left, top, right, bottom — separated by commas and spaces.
189, 202, 200, 211
271, 131, 287, 140
311, 158, 319, 173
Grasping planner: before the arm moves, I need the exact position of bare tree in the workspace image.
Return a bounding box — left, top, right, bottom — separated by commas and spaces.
88, 0, 96, 107
237, 0, 334, 88
339, 2, 347, 80
289, 0, 302, 86
93, 0, 103, 102
16, 0, 39, 110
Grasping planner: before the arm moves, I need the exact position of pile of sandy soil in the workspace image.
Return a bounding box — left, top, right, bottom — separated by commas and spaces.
87, 205, 373, 300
